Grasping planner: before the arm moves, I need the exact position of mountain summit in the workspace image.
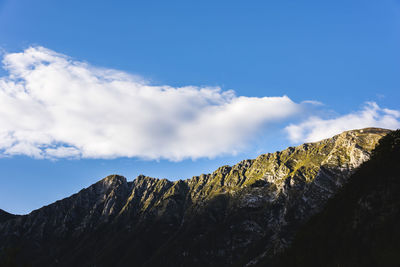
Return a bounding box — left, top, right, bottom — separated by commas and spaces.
0, 128, 391, 266
277, 129, 400, 267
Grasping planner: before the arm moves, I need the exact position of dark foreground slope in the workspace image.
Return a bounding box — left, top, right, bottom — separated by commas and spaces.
0, 210, 18, 224
275, 129, 400, 267
0, 128, 390, 267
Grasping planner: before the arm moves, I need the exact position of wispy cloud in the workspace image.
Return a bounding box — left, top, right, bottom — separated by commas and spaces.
286, 102, 400, 143
0, 46, 302, 160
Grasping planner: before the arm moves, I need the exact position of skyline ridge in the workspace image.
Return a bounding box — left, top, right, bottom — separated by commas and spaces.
1, 127, 390, 215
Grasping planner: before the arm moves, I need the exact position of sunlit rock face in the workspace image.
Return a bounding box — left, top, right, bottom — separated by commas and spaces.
274, 129, 400, 267
0, 128, 390, 267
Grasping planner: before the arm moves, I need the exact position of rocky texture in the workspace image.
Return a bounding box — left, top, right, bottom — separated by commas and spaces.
275, 129, 400, 267
0, 128, 390, 266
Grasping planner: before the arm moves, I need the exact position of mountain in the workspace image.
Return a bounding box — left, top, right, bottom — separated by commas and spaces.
274, 129, 400, 267
0, 210, 18, 224
0, 128, 390, 266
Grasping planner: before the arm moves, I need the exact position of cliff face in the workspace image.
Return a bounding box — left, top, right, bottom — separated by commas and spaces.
0, 128, 390, 266
276, 129, 400, 267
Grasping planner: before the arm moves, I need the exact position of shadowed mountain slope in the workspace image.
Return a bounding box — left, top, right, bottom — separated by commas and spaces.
0, 128, 390, 266
0, 210, 18, 224
274, 129, 400, 267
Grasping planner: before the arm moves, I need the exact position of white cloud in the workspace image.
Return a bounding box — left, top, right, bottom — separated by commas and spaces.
301, 100, 324, 106
286, 102, 400, 143
0, 46, 301, 160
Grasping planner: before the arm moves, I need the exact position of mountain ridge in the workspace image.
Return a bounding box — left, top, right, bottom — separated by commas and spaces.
3, 127, 388, 217
0, 127, 391, 266
0, 210, 18, 224
274, 129, 400, 267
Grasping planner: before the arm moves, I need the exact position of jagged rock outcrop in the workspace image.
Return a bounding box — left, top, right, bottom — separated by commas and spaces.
0, 128, 390, 266
274, 129, 400, 267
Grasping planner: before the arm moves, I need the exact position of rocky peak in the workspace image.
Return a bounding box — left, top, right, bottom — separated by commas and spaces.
95, 174, 128, 192
0, 128, 392, 267
100, 174, 127, 185
276, 129, 400, 267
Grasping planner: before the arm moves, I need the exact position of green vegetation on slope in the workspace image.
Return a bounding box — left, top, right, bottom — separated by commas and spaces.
0, 128, 391, 267
276, 130, 400, 267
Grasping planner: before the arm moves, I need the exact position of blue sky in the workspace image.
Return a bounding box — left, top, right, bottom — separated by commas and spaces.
0, 0, 399, 214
